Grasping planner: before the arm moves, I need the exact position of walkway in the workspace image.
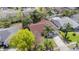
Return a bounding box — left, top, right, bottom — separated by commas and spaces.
53, 36, 71, 51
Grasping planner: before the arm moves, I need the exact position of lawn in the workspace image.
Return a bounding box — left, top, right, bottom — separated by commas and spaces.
67, 32, 79, 42
60, 31, 79, 42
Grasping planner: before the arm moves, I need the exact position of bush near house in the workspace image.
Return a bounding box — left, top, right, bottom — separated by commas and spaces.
44, 39, 54, 50
35, 37, 57, 51
9, 29, 35, 51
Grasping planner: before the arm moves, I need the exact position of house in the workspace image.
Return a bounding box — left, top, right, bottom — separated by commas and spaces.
29, 19, 52, 42
64, 7, 77, 10
53, 7, 70, 13
52, 17, 79, 31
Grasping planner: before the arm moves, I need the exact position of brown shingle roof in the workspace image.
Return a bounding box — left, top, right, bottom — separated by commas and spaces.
29, 19, 49, 33
29, 19, 51, 42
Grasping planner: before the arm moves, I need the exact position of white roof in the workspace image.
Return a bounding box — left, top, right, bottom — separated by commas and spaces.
52, 17, 79, 28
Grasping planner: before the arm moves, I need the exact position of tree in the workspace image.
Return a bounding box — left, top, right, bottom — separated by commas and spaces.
64, 23, 73, 38
30, 10, 43, 23
9, 29, 35, 51
62, 10, 70, 16
16, 8, 24, 21
22, 17, 33, 29
36, 7, 53, 16
62, 10, 78, 17
60, 23, 73, 42
44, 25, 53, 37
30, 7, 53, 23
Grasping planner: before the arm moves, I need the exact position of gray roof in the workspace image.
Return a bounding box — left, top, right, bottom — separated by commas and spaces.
52, 17, 79, 29
70, 14, 79, 23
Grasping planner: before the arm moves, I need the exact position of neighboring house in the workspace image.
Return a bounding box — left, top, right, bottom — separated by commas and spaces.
53, 7, 65, 13
52, 17, 79, 31
70, 14, 79, 23
64, 7, 77, 10
53, 7, 70, 13
0, 7, 35, 19
23, 8, 35, 16
29, 19, 52, 42
0, 9, 18, 19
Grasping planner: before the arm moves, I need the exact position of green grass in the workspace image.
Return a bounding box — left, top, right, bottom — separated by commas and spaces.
60, 31, 79, 42
67, 32, 79, 42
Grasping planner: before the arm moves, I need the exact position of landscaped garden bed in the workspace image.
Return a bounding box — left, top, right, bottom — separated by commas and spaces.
43, 37, 57, 48
35, 37, 58, 51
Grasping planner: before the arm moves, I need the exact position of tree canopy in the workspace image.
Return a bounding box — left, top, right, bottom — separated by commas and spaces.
9, 29, 35, 51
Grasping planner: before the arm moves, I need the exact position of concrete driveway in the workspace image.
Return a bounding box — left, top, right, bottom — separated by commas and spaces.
53, 36, 71, 51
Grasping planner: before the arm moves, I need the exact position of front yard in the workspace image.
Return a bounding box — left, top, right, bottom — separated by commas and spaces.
67, 32, 79, 42
60, 31, 79, 43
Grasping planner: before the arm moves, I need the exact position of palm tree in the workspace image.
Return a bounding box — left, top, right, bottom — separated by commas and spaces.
60, 23, 73, 43
44, 25, 53, 38
64, 23, 73, 39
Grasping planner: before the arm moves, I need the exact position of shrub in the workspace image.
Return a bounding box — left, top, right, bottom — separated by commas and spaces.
34, 39, 54, 51
0, 20, 11, 28
36, 44, 46, 51
8, 16, 21, 24
9, 29, 35, 51
72, 33, 76, 36
62, 10, 78, 16
44, 39, 54, 50
3, 22, 11, 28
